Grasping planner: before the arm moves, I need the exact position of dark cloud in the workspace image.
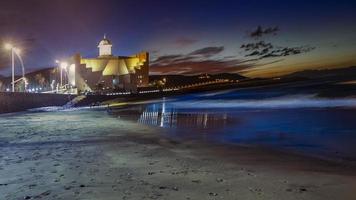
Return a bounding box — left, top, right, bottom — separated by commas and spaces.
242, 25, 314, 60
241, 41, 273, 51
151, 59, 254, 75
151, 46, 256, 75
245, 48, 271, 57
151, 54, 198, 66
172, 56, 196, 63
148, 46, 225, 67
250, 26, 279, 38
260, 46, 316, 58
151, 54, 183, 65
246, 51, 261, 57
241, 40, 315, 59
189, 46, 224, 57
175, 37, 198, 46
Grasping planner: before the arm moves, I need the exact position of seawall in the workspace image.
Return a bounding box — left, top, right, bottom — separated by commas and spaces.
0, 92, 76, 114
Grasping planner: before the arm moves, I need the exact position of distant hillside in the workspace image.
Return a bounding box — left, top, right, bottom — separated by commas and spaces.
0, 67, 55, 83
283, 66, 356, 80
149, 73, 246, 87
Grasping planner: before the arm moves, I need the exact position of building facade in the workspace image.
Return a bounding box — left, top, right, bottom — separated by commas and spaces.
67, 36, 149, 93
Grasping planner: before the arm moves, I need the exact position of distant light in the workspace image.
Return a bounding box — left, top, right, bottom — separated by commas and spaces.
4, 43, 13, 50
60, 62, 68, 69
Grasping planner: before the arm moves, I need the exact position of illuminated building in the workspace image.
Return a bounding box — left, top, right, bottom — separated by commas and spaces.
67, 35, 149, 93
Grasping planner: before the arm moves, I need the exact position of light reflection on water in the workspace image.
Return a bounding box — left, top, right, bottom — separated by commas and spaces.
112, 100, 232, 130
109, 90, 356, 161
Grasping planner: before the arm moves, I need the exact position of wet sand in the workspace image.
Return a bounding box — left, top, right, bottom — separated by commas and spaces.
0, 109, 356, 200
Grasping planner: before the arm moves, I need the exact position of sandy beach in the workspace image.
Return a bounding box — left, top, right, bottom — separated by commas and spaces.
1, 109, 356, 200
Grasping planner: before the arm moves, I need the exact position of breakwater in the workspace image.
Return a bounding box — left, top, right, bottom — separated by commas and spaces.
0, 92, 76, 114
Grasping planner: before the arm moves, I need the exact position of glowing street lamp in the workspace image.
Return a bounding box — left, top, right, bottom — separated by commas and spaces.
60, 62, 68, 70
4, 43, 21, 92
56, 60, 68, 89
4, 43, 13, 50
60, 62, 68, 89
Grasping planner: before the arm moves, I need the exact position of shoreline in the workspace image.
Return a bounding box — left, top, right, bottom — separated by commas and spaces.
10, 99, 356, 166
4, 101, 356, 166
1, 109, 356, 199
105, 99, 356, 167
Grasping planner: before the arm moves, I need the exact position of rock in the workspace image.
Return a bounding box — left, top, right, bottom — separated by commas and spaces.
192, 180, 201, 184
64, 186, 72, 190
299, 188, 307, 192
40, 190, 51, 196
24, 196, 32, 199
216, 178, 224, 183
209, 192, 218, 196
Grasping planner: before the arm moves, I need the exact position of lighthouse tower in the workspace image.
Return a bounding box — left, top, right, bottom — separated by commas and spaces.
98, 35, 112, 57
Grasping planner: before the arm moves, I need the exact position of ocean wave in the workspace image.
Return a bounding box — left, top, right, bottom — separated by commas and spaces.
197, 89, 238, 97
27, 106, 106, 113
170, 95, 356, 109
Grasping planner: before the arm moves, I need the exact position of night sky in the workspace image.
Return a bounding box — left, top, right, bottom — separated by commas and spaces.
0, 0, 355, 77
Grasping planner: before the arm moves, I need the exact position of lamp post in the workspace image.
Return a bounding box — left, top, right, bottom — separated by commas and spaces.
56, 60, 68, 91
61, 62, 68, 89
5, 43, 21, 92
11, 47, 14, 92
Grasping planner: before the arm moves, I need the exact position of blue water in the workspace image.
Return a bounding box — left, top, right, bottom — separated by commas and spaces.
111, 87, 356, 161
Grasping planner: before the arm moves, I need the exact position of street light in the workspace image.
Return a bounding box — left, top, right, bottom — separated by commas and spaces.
60, 62, 68, 89
4, 43, 21, 92
4, 43, 13, 50
55, 60, 68, 90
